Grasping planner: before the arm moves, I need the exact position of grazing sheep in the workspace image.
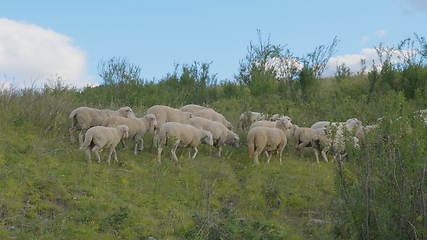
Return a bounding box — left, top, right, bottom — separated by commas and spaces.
247, 126, 287, 164
193, 108, 233, 130
322, 124, 361, 162
180, 104, 212, 113
269, 114, 285, 121
156, 122, 214, 163
311, 118, 362, 132
146, 105, 193, 126
103, 114, 157, 155
69, 106, 135, 144
80, 125, 129, 165
293, 126, 329, 163
249, 120, 275, 129
186, 117, 240, 157
311, 121, 337, 130
239, 111, 266, 130
249, 117, 293, 132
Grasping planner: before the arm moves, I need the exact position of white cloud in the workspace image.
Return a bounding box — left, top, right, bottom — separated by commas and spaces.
0, 18, 95, 89
325, 47, 416, 76
325, 48, 379, 76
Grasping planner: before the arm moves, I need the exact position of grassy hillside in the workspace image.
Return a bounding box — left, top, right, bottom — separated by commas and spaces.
1, 43, 426, 239
0, 119, 336, 239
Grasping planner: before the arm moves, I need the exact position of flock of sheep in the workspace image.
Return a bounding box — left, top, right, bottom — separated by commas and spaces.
68, 104, 427, 165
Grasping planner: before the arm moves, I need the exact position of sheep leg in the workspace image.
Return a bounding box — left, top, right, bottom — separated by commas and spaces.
266, 151, 273, 164
78, 130, 85, 146
254, 147, 263, 165
107, 147, 115, 165
313, 148, 320, 164
157, 147, 163, 163
218, 146, 222, 157
192, 147, 198, 160
171, 141, 180, 162
85, 149, 92, 163
69, 128, 76, 143
113, 148, 118, 163
139, 138, 144, 151
92, 146, 101, 163
264, 151, 269, 158
321, 150, 329, 163
134, 140, 138, 155
279, 149, 283, 165
254, 152, 260, 164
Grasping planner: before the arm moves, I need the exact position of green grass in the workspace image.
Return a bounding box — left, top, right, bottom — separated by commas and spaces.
0, 124, 336, 239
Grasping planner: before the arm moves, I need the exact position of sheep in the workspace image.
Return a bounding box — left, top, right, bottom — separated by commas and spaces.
293, 126, 329, 163
249, 117, 293, 133
247, 126, 287, 164
249, 120, 276, 129
311, 121, 338, 130
69, 106, 135, 145
156, 122, 214, 163
103, 114, 157, 155
186, 117, 240, 157
180, 104, 212, 113
321, 124, 361, 162
311, 118, 363, 132
269, 114, 285, 121
192, 108, 233, 130
80, 125, 129, 165
239, 111, 266, 130
146, 105, 193, 126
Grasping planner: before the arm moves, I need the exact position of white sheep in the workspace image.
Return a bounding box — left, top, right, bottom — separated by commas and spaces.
80, 125, 129, 165
269, 114, 285, 121
180, 104, 212, 113
250, 117, 292, 129
322, 124, 361, 162
311, 121, 337, 130
186, 117, 240, 157
69, 106, 135, 144
192, 108, 233, 130
156, 122, 214, 163
247, 126, 287, 164
293, 126, 329, 163
103, 114, 157, 155
146, 105, 193, 126
311, 118, 362, 132
239, 111, 266, 130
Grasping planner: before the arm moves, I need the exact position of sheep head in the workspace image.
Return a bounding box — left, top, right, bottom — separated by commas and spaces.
119, 106, 135, 118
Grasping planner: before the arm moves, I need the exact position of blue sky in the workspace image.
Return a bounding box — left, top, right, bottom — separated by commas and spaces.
1, 0, 426, 87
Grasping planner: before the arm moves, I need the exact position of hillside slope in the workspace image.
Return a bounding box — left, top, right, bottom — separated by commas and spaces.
0, 123, 335, 239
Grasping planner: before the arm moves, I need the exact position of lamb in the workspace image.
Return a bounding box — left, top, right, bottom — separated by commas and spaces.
239, 111, 266, 130
69, 106, 135, 144
186, 117, 240, 157
247, 126, 287, 164
180, 104, 212, 113
102, 114, 157, 155
146, 105, 193, 126
192, 108, 233, 130
156, 122, 214, 163
80, 125, 129, 165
